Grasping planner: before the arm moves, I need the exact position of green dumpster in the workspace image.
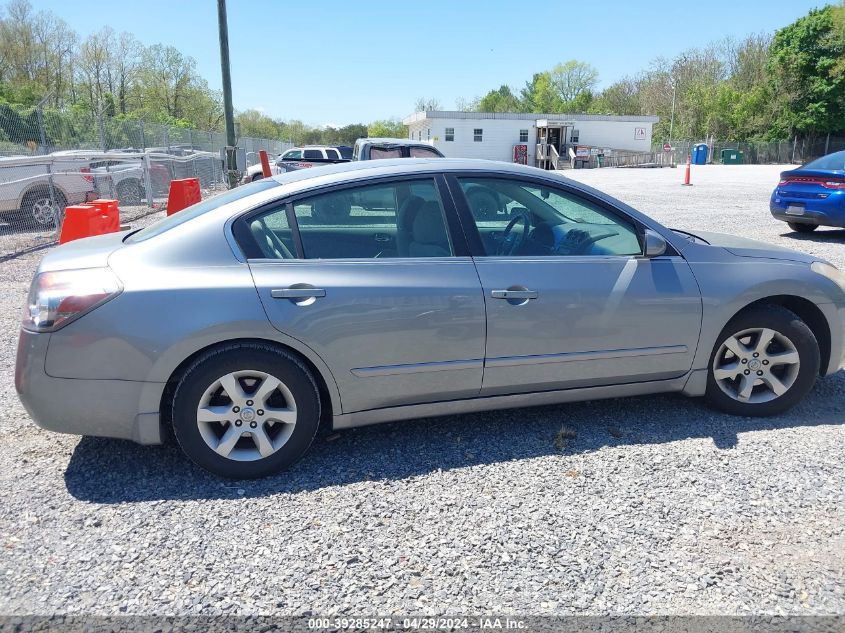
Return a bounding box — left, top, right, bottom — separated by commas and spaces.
720, 149, 744, 164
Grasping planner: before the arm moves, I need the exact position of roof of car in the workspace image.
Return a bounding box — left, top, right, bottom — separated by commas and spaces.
356, 138, 432, 146
269, 157, 565, 192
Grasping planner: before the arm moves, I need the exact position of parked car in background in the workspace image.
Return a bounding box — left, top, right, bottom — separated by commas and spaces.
0, 151, 97, 227
241, 146, 348, 183
352, 137, 444, 161
771, 150, 845, 232
335, 145, 353, 160
17, 159, 845, 478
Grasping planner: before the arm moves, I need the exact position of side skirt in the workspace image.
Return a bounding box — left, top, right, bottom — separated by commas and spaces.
332, 373, 693, 430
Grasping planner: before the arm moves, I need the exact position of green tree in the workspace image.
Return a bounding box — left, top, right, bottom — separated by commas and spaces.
549, 60, 599, 102
768, 5, 845, 137
477, 85, 521, 112
367, 118, 405, 138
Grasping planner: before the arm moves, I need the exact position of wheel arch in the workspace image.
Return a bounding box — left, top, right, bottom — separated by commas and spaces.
19, 182, 70, 207
727, 295, 831, 376
159, 337, 340, 436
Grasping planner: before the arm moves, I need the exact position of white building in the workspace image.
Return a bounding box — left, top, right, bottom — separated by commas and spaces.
402, 111, 659, 168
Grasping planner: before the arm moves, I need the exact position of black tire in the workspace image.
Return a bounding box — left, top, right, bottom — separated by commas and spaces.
115, 179, 144, 206
704, 305, 819, 417
171, 343, 321, 478
20, 187, 66, 228
788, 222, 818, 233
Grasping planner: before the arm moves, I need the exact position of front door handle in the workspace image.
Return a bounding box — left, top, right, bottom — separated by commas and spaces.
271, 288, 326, 299
491, 289, 538, 300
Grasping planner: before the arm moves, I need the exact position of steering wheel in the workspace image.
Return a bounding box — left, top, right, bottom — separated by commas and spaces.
556, 228, 619, 255
498, 212, 531, 256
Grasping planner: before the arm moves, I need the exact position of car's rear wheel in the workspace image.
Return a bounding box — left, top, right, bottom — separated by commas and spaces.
171, 343, 320, 478
704, 305, 819, 416
788, 222, 818, 233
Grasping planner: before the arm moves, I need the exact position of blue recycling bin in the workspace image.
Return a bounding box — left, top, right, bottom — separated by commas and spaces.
692, 143, 709, 165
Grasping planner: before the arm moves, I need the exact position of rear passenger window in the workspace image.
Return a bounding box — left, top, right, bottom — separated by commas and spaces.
303, 149, 322, 159
291, 179, 452, 259
242, 206, 297, 259
325, 149, 340, 159
369, 147, 402, 159
410, 147, 442, 158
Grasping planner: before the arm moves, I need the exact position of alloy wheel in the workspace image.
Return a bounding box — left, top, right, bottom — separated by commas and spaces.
195, 369, 298, 462
31, 196, 58, 225
712, 327, 800, 404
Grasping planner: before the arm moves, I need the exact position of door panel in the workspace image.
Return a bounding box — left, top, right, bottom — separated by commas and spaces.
250, 260, 486, 412
476, 256, 702, 394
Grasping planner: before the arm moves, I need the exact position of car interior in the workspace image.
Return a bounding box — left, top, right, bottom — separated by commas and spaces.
241, 176, 643, 260
244, 179, 452, 260
459, 178, 643, 257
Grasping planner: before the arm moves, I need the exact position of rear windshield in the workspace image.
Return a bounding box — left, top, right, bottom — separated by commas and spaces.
125, 179, 280, 243
804, 151, 845, 171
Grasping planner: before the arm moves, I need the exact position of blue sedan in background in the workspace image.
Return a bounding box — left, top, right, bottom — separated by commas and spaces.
771, 150, 845, 232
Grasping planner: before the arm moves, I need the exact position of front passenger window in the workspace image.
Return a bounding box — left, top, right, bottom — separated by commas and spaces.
457, 177, 642, 257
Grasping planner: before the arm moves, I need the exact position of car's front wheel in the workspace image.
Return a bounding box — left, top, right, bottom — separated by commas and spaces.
705, 305, 819, 416
171, 343, 320, 478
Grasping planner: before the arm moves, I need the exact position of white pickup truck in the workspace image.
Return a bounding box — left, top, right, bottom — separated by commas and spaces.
241, 146, 348, 183
0, 151, 98, 227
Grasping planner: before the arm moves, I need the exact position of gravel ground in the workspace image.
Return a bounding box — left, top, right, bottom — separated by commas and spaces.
0, 164, 843, 617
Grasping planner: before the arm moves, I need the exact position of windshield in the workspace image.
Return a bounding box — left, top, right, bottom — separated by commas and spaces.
804, 151, 845, 171
125, 179, 280, 243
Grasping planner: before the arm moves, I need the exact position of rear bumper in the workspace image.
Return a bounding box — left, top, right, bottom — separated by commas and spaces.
15, 329, 164, 444
770, 194, 845, 228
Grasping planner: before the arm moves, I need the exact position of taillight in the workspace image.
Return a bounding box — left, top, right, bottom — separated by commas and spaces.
80, 166, 93, 183
23, 268, 122, 332
779, 177, 845, 189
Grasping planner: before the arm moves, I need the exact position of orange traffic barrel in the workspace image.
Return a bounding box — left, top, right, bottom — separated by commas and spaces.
166, 178, 201, 216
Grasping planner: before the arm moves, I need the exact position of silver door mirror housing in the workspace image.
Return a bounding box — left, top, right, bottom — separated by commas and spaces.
643, 229, 668, 257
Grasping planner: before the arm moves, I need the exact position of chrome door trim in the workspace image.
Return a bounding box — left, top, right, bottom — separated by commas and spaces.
351, 358, 484, 377
485, 345, 689, 369
490, 289, 538, 300
271, 288, 326, 299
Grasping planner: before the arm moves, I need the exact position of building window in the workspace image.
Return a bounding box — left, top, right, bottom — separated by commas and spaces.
418, 131, 422, 141
519, 129, 529, 143
445, 127, 454, 142
427, 128, 431, 140
473, 128, 483, 142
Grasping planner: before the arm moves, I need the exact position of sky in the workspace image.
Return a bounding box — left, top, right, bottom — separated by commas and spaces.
34, 0, 829, 126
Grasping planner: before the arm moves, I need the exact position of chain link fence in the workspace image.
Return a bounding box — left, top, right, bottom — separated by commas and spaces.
0, 104, 292, 259
659, 137, 845, 166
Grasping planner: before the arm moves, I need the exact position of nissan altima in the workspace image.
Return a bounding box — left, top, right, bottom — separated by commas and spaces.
16, 159, 845, 478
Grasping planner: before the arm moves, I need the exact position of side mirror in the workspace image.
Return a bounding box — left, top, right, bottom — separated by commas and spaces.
643, 229, 668, 257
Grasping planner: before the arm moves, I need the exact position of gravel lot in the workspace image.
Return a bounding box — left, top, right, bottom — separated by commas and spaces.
0, 164, 843, 617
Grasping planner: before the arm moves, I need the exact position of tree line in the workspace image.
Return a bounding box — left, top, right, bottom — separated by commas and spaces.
0, 0, 392, 148
432, 3, 845, 144
1, 0, 842, 151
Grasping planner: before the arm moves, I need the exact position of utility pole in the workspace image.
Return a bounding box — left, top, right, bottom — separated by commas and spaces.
217, 0, 237, 187
668, 83, 676, 148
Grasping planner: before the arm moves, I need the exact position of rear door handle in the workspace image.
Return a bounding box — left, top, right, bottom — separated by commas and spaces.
491, 289, 538, 300
271, 288, 326, 299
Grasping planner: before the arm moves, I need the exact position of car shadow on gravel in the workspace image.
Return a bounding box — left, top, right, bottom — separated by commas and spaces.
781, 228, 845, 243
64, 374, 845, 504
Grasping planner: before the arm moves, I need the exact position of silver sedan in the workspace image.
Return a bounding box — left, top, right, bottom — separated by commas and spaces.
16, 159, 845, 478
